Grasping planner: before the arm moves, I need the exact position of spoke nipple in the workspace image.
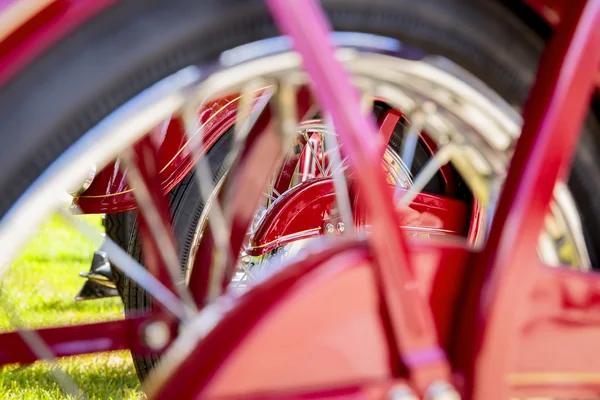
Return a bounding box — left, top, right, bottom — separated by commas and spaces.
387, 385, 418, 400
324, 223, 335, 234
424, 381, 461, 400
336, 222, 345, 233
143, 320, 171, 351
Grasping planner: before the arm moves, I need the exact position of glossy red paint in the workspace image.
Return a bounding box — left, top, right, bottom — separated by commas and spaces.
203, 252, 389, 398
377, 108, 401, 155
74, 94, 241, 213
0, 315, 168, 365
157, 380, 397, 400
152, 229, 600, 399
0, 0, 117, 89
355, 186, 470, 236
268, 0, 451, 394
509, 265, 600, 398
148, 241, 388, 399
453, 1, 600, 398
246, 178, 470, 257
187, 88, 313, 305
148, 238, 472, 399
247, 178, 333, 256
1, 1, 600, 399
74, 87, 309, 214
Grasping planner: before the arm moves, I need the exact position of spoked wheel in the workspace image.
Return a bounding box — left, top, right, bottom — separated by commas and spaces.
0, 0, 599, 399
97, 0, 598, 381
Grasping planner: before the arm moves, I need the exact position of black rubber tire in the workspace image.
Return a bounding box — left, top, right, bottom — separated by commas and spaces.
0, 0, 599, 382
108, 129, 234, 380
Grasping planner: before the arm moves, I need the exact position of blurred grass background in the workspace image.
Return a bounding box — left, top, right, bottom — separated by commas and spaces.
0, 215, 142, 399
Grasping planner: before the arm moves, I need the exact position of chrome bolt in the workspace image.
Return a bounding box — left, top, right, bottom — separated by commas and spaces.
424, 381, 461, 400
143, 320, 171, 351
336, 222, 345, 233
387, 385, 418, 400
324, 223, 335, 234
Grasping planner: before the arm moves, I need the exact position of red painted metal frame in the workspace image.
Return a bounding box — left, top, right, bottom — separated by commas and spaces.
267, 0, 452, 394
0, 0, 117, 89
149, 240, 388, 399
0, 1, 598, 399
452, 1, 600, 398
147, 239, 471, 399
153, 0, 600, 397
0, 315, 169, 365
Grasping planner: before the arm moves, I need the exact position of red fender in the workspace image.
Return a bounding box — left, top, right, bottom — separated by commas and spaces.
74, 95, 241, 213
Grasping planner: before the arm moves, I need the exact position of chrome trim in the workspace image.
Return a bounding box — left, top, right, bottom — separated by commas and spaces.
66, 164, 96, 196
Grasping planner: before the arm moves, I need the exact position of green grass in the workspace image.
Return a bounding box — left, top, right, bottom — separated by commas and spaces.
0, 215, 143, 399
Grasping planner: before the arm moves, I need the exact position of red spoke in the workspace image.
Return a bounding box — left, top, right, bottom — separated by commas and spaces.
267, 0, 451, 392
377, 108, 401, 156
297, 131, 322, 181
126, 138, 177, 292
124, 135, 197, 315
188, 84, 312, 306
453, 1, 600, 397
271, 85, 314, 194
0, 316, 170, 366
187, 98, 275, 306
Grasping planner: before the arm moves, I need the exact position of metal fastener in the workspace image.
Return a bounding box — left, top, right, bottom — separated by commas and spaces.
324, 223, 335, 234
336, 222, 345, 233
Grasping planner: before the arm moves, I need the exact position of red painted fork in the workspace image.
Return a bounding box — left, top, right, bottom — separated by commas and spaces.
454, 1, 600, 398
267, 0, 451, 393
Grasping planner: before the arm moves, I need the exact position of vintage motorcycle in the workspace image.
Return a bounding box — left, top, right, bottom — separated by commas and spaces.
0, 0, 599, 398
